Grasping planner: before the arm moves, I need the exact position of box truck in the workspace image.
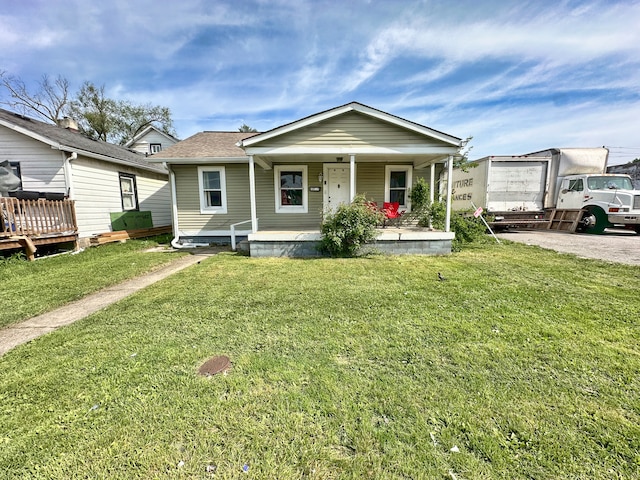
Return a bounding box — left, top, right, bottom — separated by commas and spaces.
443, 148, 640, 233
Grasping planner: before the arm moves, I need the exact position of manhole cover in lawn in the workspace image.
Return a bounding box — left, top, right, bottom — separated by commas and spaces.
198, 355, 231, 376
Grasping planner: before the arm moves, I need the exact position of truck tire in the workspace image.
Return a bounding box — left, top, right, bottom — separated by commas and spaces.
581, 207, 607, 234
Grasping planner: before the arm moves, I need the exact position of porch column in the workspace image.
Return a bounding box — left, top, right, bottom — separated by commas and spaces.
445, 155, 453, 232
430, 163, 435, 204
429, 163, 436, 229
248, 155, 258, 232
349, 154, 356, 201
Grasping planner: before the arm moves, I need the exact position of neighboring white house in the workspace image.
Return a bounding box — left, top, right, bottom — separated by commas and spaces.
125, 125, 179, 156
0, 108, 172, 246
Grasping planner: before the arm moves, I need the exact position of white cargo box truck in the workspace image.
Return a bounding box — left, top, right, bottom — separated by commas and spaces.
443, 148, 640, 234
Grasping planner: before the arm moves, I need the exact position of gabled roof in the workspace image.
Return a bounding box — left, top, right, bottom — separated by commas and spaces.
0, 108, 167, 175
148, 132, 258, 163
238, 102, 462, 148
124, 125, 179, 147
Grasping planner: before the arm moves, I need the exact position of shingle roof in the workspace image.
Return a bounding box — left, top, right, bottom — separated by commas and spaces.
150, 131, 258, 159
0, 108, 167, 175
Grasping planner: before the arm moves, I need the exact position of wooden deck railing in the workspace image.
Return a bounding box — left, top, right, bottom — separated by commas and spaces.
1, 197, 78, 238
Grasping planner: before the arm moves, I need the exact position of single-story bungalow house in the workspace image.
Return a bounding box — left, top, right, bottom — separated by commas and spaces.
149, 102, 463, 256
0, 108, 171, 250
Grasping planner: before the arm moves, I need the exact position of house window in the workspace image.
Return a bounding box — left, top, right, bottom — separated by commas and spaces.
385, 165, 412, 210
275, 165, 308, 213
150, 143, 162, 154
119, 173, 138, 211
198, 166, 227, 214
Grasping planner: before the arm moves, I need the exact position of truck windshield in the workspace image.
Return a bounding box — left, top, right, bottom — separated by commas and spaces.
587, 176, 633, 191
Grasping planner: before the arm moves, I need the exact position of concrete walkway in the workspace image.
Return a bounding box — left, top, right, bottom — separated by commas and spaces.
0, 249, 217, 357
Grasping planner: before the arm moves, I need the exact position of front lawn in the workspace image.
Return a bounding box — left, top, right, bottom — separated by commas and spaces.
0, 237, 187, 329
0, 244, 638, 478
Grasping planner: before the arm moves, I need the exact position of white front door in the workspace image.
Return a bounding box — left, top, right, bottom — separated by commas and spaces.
323, 164, 351, 214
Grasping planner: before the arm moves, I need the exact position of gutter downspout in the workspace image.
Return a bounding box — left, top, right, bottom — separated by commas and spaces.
166, 163, 183, 249
63, 151, 77, 199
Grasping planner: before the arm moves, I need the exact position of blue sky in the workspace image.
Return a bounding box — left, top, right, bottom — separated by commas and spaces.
1, 0, 639, 164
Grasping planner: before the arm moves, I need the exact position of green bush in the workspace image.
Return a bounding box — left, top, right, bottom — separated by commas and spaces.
320, 195, 383, 257
427, 200, 487, 251
408, 177, 432, 226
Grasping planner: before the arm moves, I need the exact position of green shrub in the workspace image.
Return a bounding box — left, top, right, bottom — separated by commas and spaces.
320, 195, 383, 257
408, 177, 432, 226
426, 200, 487, 251
449, 213, 488, 251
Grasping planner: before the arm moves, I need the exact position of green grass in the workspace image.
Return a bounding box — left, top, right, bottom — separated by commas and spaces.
0, 243, 639, 478
0, 236, 188, 328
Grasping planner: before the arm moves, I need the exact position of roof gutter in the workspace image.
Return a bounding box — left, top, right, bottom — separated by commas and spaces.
54, 144, 168, 175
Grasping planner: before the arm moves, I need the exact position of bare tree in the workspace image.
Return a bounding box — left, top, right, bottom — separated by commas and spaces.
0, 71, 69, 123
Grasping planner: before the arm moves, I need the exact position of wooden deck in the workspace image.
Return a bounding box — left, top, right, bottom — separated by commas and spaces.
0, 197, 78, 260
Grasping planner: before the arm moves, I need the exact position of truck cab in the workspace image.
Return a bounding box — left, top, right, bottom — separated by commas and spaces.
557, 174, 640, 233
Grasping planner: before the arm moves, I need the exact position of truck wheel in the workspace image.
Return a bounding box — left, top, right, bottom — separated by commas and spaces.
581, 207, 607, 234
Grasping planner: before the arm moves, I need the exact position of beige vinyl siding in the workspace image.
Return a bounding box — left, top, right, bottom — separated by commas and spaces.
260, 112, 447, 149
174, 164, 253, 231
174, 163, 324, 232
255, 163, 323, 230
356, 165, 436, 207
0, 126, 66, 192
355, 163, 385, 204
72, 157, 169, 238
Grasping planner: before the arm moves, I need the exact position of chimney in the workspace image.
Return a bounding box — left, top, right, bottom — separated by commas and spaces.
58, 117, 79, 132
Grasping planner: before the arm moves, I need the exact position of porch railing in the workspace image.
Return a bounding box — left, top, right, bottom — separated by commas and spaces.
1, 197, 78, 238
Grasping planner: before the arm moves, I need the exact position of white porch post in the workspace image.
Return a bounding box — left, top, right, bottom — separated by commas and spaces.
349, 154, 356, 201
429, 162, 436, 229
430, 163, 435, 204
248, 155, 258, 232
445, 155, 453, 232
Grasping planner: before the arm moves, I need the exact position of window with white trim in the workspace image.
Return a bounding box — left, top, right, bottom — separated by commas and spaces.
198, 166, 227, 214
119, 173, 138, 211
150, 143, 162, 154
385, 165, 412, 210
274, 165, 308, 213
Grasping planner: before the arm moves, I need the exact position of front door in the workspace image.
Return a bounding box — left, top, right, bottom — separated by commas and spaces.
323, 164, 351, 214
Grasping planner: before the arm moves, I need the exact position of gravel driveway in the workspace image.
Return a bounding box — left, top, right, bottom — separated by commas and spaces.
496, 229, 640, 266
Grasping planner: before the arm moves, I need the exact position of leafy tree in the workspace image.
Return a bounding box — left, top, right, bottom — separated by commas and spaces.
238, 123, 257, 132
67, 82, 116, 142
67, 81, 175, 144
0, 71, 69, 123
0, 73, 176, 145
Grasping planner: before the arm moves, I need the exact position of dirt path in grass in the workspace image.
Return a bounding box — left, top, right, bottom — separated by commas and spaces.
497, 229, 640, 266
0, 248, 220, 357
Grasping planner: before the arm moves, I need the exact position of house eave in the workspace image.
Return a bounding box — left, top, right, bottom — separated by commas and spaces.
146, 156, 250, 165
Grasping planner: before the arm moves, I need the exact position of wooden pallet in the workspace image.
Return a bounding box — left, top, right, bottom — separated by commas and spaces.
90, 226, 172, 246
546, 209, 583, 232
